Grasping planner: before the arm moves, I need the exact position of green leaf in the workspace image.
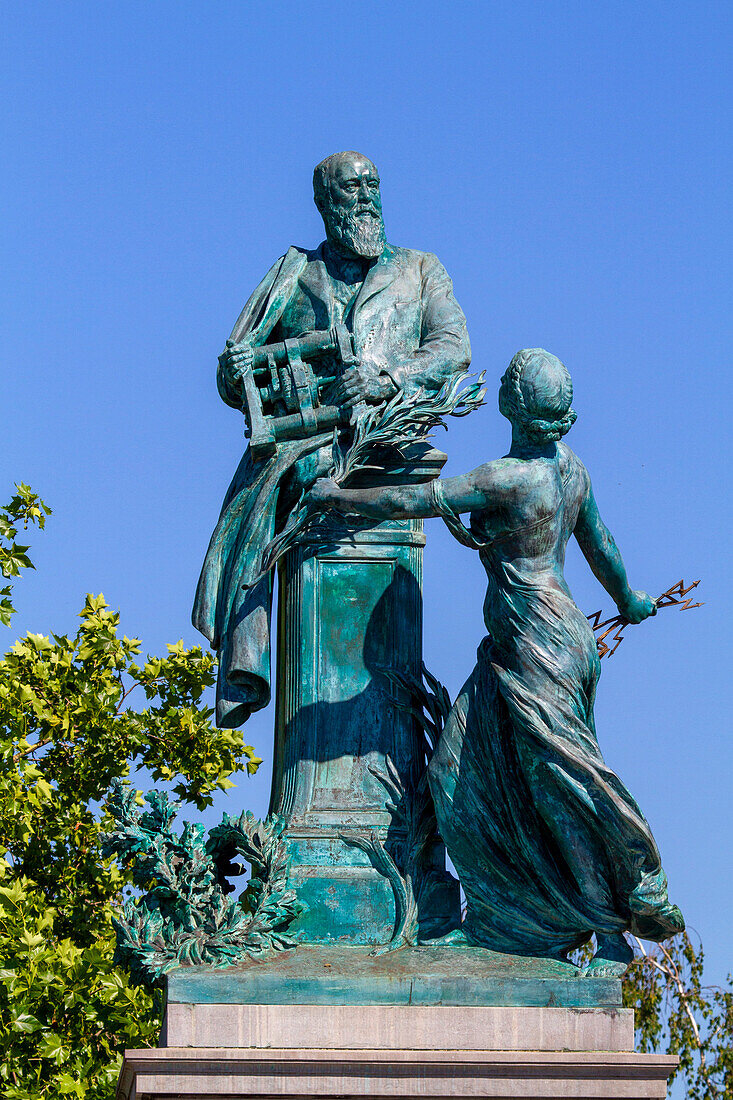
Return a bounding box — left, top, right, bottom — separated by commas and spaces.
37, 1030, 69, 1064
19, 927, 46, 950
1, 544, 33, 578
56, 1072, 87, 1096
12, 1012, 43, 1033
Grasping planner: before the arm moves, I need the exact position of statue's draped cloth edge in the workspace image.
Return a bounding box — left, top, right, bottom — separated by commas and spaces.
192, 248, 319, 727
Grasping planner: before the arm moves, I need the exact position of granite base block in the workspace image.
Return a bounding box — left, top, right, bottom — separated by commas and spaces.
161, 1002, 634, 1052
118, 1046, 677, 1099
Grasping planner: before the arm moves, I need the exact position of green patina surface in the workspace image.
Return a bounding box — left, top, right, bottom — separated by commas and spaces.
165, 946, 621, 1008
184, 149, 479, 950
269, 494, 459, 947
307, 347, 685, 978
107, 155, 685, 994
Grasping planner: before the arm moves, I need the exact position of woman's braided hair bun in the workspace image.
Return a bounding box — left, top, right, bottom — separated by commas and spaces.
504, 348, 577, 444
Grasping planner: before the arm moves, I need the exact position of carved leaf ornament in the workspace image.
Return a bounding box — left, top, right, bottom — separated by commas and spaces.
102, 782, 302, 987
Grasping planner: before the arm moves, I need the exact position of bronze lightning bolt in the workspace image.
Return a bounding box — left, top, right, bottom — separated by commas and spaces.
587, 579, 703, 659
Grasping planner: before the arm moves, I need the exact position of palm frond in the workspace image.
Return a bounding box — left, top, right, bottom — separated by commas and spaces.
257, 373, 485, 577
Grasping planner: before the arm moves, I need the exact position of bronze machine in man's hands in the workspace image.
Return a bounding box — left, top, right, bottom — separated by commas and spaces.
223, 323, 363, 459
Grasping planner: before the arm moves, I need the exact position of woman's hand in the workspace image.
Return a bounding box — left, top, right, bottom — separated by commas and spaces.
618, 589, 657, 624
306, 477, 343, 511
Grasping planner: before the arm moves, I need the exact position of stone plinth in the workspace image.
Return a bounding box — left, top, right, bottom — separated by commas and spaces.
162, 945, 621, 1010
118, 1045, 677, 1099
117, 948, 677, 1099
270, 446, 458, 945
161, 1002, 634, 1051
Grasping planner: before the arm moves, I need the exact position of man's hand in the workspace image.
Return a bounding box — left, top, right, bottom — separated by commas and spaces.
305, 477, 344, 511
218, 339, 254, 392
617, 589, 658, 624
329, 364, 396, 409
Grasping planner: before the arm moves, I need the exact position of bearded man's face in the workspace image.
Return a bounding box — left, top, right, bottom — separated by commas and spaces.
320, 154, 386, 259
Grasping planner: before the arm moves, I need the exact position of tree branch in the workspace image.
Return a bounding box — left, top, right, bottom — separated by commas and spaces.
633, 936, 711, 1087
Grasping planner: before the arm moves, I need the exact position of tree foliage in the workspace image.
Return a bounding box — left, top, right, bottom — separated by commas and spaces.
624, 933, 733, 1099
0, 486, 260, 1098
0, 484, 50, 628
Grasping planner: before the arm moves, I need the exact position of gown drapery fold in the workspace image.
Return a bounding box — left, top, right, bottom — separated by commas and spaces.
426, 466, 684, 956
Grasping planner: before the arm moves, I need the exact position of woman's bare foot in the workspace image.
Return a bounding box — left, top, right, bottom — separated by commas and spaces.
583, 933, 634, 978
419, 927, 471, 947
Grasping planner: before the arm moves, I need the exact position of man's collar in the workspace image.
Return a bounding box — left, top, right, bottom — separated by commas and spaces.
298, 243, 399, 321
352, 244, 399, 314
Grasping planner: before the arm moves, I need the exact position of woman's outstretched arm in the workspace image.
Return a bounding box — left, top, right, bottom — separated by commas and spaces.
306, 478, 434, 520
306, 460, 522, 521
574, 481, 656, 623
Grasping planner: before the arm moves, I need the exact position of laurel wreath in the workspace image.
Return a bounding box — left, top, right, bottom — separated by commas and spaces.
103, 784, 302, 987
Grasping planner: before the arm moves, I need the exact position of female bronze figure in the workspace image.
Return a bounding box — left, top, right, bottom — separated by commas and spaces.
308, 348, 683, 976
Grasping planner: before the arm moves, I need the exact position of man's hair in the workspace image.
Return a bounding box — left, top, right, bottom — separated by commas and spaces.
313, 151, 377, 211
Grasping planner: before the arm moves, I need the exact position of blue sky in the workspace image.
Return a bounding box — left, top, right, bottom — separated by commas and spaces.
2, 0, 731, 999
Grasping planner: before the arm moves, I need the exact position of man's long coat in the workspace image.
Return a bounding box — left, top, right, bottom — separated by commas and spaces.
193, 242, 470, 728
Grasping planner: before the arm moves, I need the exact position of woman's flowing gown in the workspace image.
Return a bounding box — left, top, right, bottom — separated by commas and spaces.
427, 451, 683, 956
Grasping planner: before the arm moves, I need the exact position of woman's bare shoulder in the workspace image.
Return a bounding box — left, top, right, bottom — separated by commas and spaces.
558, 442, 590, 484
468, 456, 538, 498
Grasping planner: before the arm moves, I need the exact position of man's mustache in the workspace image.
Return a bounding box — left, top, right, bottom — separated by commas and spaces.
353, 204, 379, 218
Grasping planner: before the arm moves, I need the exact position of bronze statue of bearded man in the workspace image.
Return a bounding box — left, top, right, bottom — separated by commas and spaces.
193, 151, 471, 728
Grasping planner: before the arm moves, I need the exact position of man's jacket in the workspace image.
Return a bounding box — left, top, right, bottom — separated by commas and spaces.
192, 241, 470, 728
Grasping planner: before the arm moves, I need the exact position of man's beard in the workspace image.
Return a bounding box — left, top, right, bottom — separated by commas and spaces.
325, 203, 386, 259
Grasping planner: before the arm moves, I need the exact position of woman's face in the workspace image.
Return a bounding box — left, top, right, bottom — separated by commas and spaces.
498, 374, 513, 419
